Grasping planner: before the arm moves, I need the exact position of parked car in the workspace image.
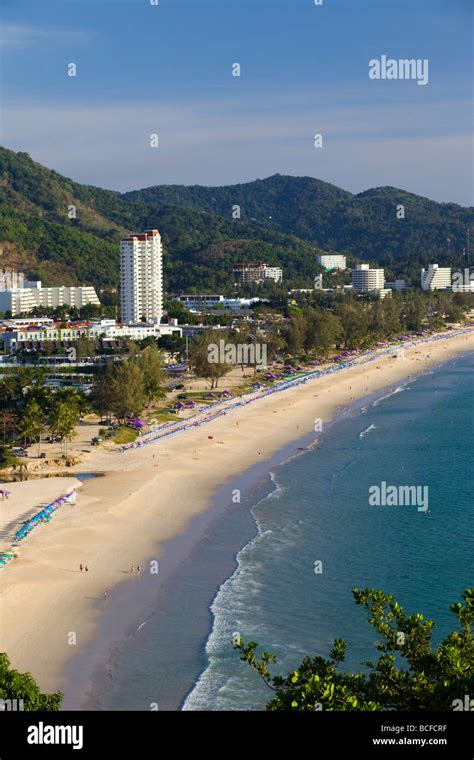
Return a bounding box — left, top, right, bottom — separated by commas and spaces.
175, 384, 185, 390
11, 447, 28, 457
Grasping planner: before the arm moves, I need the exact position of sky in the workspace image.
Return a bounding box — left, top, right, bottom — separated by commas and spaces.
0, 0, 472, 204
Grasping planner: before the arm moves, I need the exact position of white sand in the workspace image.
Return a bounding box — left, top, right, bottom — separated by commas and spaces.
0, 330, 472, 694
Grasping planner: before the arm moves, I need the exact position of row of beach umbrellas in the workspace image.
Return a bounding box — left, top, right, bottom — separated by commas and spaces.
119, 327, 470, 455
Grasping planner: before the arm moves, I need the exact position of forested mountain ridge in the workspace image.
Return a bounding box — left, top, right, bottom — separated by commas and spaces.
126, 175, 473, 283
0, 147, 471, 292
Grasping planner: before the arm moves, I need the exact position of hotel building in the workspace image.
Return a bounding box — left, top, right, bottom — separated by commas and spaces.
420, 264, 452, 291
316, 254, 347, 270
120, 229, 164, 323
233, 262, 283, 285
352, 264, 385, 292
0, 274, 100, 317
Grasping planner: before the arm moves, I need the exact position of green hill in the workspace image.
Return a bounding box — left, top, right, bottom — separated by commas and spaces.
126, 175, 473, 283
0, 147, 472, 292
0, 148, 323, 291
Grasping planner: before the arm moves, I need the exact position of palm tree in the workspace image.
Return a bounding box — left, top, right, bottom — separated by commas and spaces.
0, 376, 19, 404
50, 400, 79, 457
20, 399, 47, 456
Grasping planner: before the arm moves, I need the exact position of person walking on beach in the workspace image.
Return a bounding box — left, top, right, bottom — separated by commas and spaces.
104, 591, 108, 599
80, 563, 83, 572
131, 565, 135, 573
85, 565, 88, 572
137, 565, 141, 573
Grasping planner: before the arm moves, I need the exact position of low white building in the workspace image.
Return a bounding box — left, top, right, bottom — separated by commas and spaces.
174, 294, 261, 311
88, 320, 182, 340
0, 317, 54, 330
316, 255, 347, 270
0, 319, 182, 353
0, 285, 100, 316
421, 265, 452, 291
0, 323, 90, 352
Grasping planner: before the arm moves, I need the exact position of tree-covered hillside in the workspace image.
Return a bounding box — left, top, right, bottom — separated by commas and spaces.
0, 148, 325, 291
126, 174, 473, 282
0, 147, 472, 292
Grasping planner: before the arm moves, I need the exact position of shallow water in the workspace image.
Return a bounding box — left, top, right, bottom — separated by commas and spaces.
63, 353, 473, 711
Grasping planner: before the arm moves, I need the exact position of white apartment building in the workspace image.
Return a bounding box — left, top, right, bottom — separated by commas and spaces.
352, 264, 385, 292
421, 265, 452, 291
120, 229, 163, 324
316, 255, 347, 270
0, 285, 100, 316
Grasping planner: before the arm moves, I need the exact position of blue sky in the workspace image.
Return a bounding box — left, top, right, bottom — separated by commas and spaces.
1, 0, 472, 204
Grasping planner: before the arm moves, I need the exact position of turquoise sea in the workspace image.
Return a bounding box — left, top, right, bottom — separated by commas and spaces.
70, 352, 473, 711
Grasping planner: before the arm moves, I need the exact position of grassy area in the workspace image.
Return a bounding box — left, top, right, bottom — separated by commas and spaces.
172, 391, 227, 401
0, 450, 22, 470
111, 427, 139, 445
153, 411, 181, 422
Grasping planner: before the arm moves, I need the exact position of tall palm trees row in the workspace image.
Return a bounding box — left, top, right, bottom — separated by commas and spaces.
0, 370, 87, 458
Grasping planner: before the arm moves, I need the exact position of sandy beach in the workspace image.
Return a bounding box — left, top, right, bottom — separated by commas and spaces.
1, 329, 473, 697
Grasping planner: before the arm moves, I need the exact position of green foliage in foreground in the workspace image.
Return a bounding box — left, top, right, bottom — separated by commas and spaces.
0, 653, 63, 711
234, 588, 474, 711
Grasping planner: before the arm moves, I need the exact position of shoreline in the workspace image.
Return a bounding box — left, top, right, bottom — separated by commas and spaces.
1, 329, 473, 705
63, 398, 365, 710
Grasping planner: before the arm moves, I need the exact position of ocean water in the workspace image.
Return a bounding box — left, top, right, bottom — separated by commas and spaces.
81, 353, 473, 711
